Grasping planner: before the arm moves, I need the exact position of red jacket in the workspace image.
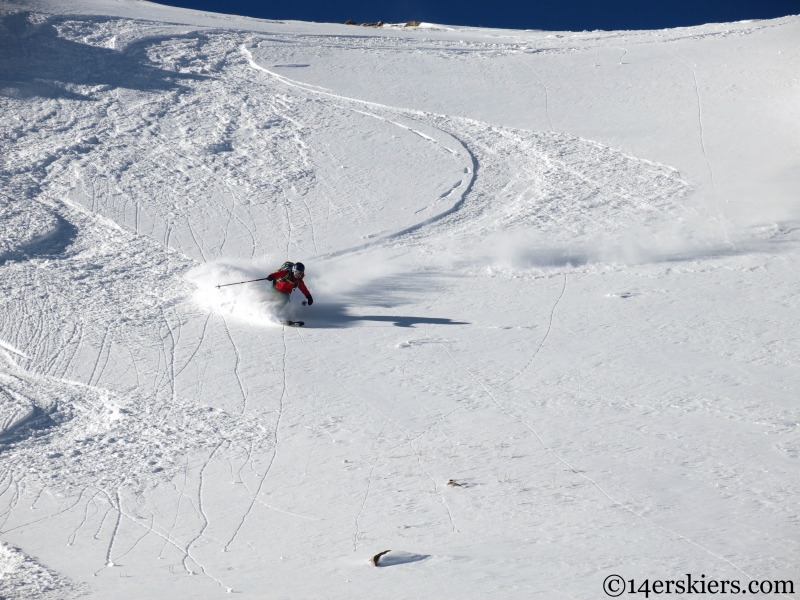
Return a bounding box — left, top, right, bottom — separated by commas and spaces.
268, 268, 311, 298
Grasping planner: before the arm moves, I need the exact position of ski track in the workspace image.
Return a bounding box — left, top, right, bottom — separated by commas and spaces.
97, 489, 122, 573
502, 272, 567, 387
181, 441, 228, 589
525, 62, 554, 132
220, 316, 248, 415
655, 39, 727, 244
220, 327, 287, 552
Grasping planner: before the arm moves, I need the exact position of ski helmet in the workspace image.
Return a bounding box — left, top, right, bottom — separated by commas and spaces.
292, 262, 305, 278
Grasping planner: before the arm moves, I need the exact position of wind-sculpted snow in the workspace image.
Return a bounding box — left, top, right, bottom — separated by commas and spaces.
0, 6, 798, 600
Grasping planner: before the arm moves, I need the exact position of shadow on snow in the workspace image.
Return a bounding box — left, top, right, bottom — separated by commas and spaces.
0, 12, 206, 100
376, 552, 430, 567
0, 215, 78, 266
288, 271, 470, 329
297, 301, 469, 329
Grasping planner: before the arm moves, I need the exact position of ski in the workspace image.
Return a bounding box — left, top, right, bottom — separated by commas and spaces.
281, 320, 305, 327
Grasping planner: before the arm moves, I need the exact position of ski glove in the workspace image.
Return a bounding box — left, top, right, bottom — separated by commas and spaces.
305, 295, 313, 306
266, 274, 275, 281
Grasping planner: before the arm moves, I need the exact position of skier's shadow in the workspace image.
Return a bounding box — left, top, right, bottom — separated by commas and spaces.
294, 301, 468, 329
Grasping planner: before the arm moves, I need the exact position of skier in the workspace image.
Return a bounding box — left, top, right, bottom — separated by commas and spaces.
265, 261, 313, 315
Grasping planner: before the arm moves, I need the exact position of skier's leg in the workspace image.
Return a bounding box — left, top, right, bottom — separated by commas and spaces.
265, 286, 290, 316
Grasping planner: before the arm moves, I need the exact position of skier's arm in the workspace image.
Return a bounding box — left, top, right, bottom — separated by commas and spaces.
266, 269, 287, 282
298, 281, 313, 305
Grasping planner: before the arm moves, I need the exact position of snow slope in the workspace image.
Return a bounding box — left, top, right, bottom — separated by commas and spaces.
0, 2, 799, 598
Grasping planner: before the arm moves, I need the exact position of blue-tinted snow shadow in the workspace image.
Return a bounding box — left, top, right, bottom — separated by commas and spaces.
0, 405, 63, 447
28, 215, 79, 257
297, 301, 468, 329
0, 12, 206, 100
0, 215, 78, 266
376, 552, 430, 567
291, 271, 470, 329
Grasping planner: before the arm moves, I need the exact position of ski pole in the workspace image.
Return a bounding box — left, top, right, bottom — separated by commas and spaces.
216, 277, 271, 289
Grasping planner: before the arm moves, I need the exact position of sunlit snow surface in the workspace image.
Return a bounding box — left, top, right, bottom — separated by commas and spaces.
1, 2, 799, 598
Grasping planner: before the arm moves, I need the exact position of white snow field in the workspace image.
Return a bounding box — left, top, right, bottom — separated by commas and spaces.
1, 1, 799, 597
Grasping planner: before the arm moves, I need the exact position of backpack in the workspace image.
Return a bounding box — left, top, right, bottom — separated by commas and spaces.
276, 262, 297, 284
